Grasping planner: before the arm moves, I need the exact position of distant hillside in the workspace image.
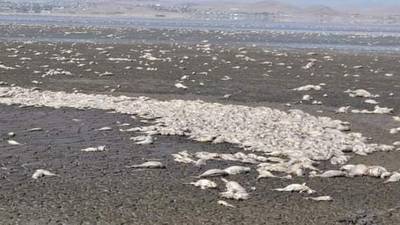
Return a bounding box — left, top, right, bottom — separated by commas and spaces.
1, 0, 399, 24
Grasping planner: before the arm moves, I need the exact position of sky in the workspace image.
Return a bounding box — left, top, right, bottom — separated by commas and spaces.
281, 0, 399, 6
178, 0, 400, 7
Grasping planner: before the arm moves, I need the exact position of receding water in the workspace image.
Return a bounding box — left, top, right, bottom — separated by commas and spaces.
1, 14, 400, 52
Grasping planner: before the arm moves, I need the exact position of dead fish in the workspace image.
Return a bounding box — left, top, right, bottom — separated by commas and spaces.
342, 164, 390, 178
266, 157, 286, 163
274, 183, 315, 194
220, 178, 249, 200
256, 169, 277, 180
302, 62, 315, 70
126, 161, 165, 169
81, 146, 106, 152
117, 123, 131, 127
366, 166, 390, 178
119, 127, 142, 132
32, 169, 56, 179
175, 83, 188, 89
313, 170, 347, 178
224, 166, 251, 175
384, 172, 400, 183
345, 89, 377, 98
131, 135, 153, 145
390, 128, 400, 134
97, 126, 112, 131
294, 84, 321, 91
305, 196, 333, 201
27, 127, 43, 132
172, 151, 195, 164
195, 152, 219, 160
198, 169, 228, 178
217, 200, 236, 208
190, 179, 217, 190
7, 132, 15, 137
194, 159, 207, 167
7, 140, 21, 145
341, 164, 368, 177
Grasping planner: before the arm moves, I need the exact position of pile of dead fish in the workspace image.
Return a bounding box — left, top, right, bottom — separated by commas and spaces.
1, 86, 399, 207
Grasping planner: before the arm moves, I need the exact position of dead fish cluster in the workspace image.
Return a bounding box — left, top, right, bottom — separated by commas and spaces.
340, 164, 390, 178
130, 135, 153, 145
0, 54, 398, 206
0, 86, 392, 173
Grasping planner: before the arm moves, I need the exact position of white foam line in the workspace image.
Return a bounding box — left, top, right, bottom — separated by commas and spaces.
0, 86, 392, 167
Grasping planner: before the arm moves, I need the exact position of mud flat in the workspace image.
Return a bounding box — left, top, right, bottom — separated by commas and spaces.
0, 24, 400, 224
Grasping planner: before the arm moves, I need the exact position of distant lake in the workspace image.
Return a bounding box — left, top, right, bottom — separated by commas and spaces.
0, 14, 399, 34
1, 14, 400, 52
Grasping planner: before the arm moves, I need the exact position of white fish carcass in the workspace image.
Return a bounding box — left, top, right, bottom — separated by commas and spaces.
274, 183, 315, 194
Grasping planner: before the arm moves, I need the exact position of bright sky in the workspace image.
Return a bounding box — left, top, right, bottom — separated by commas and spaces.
192, 0, 399, 7
284, 0, 399, 6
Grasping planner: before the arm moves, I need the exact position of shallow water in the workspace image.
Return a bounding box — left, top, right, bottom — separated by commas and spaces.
1, 14, 400, 52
